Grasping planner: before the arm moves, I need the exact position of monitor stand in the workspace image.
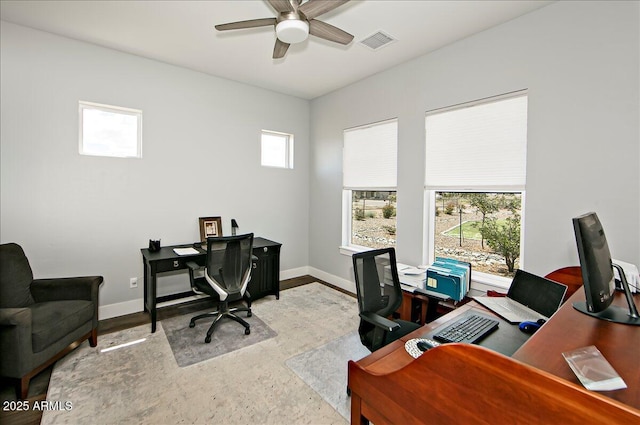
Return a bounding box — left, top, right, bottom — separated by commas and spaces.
573, 264, 640, 326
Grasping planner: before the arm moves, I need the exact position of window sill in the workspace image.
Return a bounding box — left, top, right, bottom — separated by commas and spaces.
339, 245, 365, 256
470, 271, 511, 293
339, 245, 512, 294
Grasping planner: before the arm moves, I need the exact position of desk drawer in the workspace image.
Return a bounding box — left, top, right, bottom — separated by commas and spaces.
154, 256, 205, 273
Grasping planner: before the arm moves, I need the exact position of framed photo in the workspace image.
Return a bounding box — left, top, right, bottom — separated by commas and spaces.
199, 216, 222, 242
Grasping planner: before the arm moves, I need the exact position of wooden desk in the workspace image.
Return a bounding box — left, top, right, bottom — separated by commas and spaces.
349, 290, 640, 424
512, 289, 640, 405
397, 289, 441, 325
141, 237, 281, 332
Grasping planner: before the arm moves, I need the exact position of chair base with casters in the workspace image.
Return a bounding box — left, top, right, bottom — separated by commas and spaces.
188, 297, 252, 343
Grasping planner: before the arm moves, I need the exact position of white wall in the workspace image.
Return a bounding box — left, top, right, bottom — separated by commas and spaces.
309, 1, 640, 292
2, 1, 639, 313
0, 22, 310, 316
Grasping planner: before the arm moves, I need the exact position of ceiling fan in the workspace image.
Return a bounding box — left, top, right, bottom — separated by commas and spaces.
215, 0, 354, 59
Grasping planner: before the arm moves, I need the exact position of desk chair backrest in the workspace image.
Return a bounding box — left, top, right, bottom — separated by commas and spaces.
352, 248, 403, 347
205, 233, 254, 302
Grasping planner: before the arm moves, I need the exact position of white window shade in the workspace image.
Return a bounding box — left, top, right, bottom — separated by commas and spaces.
343, 119, 398, 189
425, 95, 527, 190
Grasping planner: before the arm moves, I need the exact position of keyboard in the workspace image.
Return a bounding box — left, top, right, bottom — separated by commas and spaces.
432, 314, 499, 344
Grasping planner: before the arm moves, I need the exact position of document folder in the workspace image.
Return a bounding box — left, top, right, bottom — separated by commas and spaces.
426, 258, 471, 302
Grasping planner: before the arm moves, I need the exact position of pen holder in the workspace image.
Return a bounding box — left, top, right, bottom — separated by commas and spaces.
148, 239, 161, 252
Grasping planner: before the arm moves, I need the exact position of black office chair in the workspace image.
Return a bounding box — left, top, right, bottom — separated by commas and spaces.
187, 233, 254, 343
352, 247, 421, 352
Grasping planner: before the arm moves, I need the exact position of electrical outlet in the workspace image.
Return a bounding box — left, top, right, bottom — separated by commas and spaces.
129, 277, 138, 288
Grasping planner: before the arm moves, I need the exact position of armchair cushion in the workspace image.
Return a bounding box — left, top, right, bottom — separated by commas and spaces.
0, 243, 35, 308
30, 300, 94, 353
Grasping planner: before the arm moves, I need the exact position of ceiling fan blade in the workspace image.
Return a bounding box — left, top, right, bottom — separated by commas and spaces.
299, 0, 350, 20
215, 18, 276, 31
267, 0, 295, 13
273, 39, 291, 59
309, 19, 354, 45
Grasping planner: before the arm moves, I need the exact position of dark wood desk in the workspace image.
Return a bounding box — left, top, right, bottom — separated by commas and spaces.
349, 290, 640, 424
141, 237, 281, 332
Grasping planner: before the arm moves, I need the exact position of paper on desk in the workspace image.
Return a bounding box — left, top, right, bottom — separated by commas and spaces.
173, 247, 199, 256
400, 267, 426, 275
562, 345, 627, 391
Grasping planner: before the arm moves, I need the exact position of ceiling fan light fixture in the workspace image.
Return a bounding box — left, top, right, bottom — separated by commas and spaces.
276, 19, 309, 44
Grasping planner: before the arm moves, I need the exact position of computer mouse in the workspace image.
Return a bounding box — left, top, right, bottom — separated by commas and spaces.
416, 340, 439, 352
519, 321, 541, 334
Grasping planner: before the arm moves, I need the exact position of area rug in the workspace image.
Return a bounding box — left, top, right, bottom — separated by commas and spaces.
161, 309, 277, 367
43, 282, 359, 424
285, 330, 370, 421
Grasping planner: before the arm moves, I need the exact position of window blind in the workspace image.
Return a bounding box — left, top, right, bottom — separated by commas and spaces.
425, 94, 527, 190
343, 119, 398, 189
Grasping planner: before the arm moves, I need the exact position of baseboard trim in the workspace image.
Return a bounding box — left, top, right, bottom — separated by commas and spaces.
307, 267, 355, 295
280, 266, 309, 281
99, 265, 354, 320
99, 298, 144, 320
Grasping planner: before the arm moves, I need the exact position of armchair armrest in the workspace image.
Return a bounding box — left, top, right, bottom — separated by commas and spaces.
0, 307, 31, 327
0, 308, 33, 377
31, 276, 102, 303
359, 311, 401, 332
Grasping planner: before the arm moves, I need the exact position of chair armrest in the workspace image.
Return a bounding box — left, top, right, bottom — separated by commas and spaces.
31, 276, 102, 303
0, 307, 31, 327
0, 308, 33, 376
359, 311, 401, 332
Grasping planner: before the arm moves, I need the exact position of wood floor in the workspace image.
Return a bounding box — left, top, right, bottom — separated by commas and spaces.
0, 275, 345, 425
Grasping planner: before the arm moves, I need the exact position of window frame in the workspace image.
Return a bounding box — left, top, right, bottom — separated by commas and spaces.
261, 130, 294, 169
79, 101, 142, 158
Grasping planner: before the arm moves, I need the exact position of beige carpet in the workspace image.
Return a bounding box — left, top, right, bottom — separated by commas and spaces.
43, 283, 362, 424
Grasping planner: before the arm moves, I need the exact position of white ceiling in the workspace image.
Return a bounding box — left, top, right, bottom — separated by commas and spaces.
0, 0, 553, 99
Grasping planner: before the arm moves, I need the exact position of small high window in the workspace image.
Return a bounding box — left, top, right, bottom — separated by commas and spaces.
261, 130, 293, 169
79, 101, 142, 158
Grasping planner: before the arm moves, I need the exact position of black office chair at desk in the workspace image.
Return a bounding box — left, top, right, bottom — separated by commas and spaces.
352, 248, 421, 352
187, 233, 254, 343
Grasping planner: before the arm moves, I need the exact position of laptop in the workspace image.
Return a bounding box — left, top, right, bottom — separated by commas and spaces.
473, 269, 567, 324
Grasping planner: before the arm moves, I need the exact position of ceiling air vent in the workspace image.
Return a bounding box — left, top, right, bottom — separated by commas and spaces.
359, 31, 396, 50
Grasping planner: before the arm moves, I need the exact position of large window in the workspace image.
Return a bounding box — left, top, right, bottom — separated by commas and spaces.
79, 101, 142, 158
343, 119, 398, 251
425, 92, 527, 283
261, 130, 293, 169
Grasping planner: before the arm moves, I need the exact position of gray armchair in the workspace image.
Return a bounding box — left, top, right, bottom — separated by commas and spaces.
0, 243, 103, 399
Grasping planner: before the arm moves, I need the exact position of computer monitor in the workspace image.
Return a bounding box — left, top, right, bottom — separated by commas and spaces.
572, 212, 640, 325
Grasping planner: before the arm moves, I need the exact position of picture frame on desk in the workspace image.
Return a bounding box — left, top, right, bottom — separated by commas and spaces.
199, 216, 222, 242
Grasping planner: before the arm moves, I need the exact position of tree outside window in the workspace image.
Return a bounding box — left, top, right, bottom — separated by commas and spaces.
434, 192, 521, 278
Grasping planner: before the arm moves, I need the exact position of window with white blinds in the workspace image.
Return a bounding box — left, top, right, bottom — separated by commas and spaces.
342, 119, 398, 251
343, 119, 398, 190
425, 92, 528, 284
425, 93, 527, 190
